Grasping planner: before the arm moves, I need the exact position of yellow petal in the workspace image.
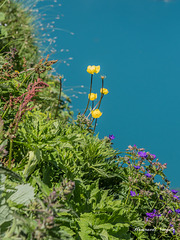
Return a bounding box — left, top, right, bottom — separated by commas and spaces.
100, 88, 109, 95
95, 65, 100, 74
88, 93, 97, 101
91, 109, 102, 118
87, 65, 100, 74
87, 65, 96, 74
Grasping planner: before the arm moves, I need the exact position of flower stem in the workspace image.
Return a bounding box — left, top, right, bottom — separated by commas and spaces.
83, 74, 93, 115
2, 106, 9, 119
8, 139, 13, 168
93, 119, 98, 133
98, 77, 104, 109
90, 101, 94, 121
90, 77, 104, 125
55, 77, 62, 118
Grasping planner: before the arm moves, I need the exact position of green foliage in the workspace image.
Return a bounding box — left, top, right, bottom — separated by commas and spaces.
0, 0, 180, 239
0, 166, 34, 238
0, 0, 39, 70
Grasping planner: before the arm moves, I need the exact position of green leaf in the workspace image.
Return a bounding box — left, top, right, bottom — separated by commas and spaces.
0, 12, 5, 21
24, 149, 41, 179
0, 204, 12, 226
0, 167, 23, 182
33, 176, 51, 196
8, 184, 34, 205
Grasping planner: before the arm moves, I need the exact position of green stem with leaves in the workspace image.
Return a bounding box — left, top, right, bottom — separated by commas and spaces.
55, 77, 62, 118
91, 76, 104, 128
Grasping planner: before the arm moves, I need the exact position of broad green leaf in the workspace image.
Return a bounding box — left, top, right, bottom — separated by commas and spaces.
8, 184, 34, 205
0, 12, 5, 21
0, 204, 12, 225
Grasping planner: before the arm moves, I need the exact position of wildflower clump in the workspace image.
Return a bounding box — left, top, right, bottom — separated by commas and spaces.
82, 65, 109, 132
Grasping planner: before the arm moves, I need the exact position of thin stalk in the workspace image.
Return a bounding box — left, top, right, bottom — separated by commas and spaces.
55, 77, 62, 118
83, 74, 93, 115
98, 77, 104, 109
125, 189, 130, 205
90, 101, 94, 121
90, 77, 104, 125
93, 118, 98, 133
2, 106, 9, 119
87, 101, 99, 118
0, 0, 8, 8
8, 139, 13, 168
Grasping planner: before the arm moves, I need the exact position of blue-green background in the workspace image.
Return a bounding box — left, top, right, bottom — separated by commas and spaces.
38, 0, 180, 188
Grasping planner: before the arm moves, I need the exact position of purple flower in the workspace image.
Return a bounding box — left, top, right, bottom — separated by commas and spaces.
133, 144, 137, 148
134, 165, 140, 170
128, 161, 130, 164
130, 191, 136, 197
175, 209, 180, 214
173, 195, 179, 200
173, 229, 176, 235
109, 134, 115, 140
138, 151, 147, 158
159, 195, 163, 200
145, 172, 152, 178
150, 154, 156, 159
171, 189, 178, 194
170, 224, 174, 227
168, 209, 173, 214
146, 212, 156, 218
146, 209, 161, 218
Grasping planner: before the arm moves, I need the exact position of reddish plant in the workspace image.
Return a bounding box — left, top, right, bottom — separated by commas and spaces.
4, 78, 49, 134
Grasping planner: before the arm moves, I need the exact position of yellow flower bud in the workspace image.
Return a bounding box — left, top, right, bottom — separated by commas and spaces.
88, 93, 97, 101
87, 65, 100, 74
95, 65, 100, 74
100, 88, 109, 95
91, 109, 102, 118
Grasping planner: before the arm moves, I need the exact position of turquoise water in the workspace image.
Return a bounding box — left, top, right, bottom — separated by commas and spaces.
38, 0, 180, 188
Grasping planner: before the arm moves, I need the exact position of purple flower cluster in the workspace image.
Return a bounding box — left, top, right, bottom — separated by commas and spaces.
171, 189, 178, 194
146, 209, 161, 219
175, 209, 180, 214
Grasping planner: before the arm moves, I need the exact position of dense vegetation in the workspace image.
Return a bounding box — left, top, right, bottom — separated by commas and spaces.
0, 1, 179, 239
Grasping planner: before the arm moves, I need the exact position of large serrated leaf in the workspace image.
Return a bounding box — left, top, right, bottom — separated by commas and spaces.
8, 184, 34, 205
0, 204, 12, 225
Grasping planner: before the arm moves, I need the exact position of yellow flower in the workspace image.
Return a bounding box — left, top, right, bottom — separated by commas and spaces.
91, 109, 102, 118
94, 65, 100, 74
100, 88, 109, 95
88, 93, 97, 101
87, 65, 100, 74
15, 70, 19, 74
